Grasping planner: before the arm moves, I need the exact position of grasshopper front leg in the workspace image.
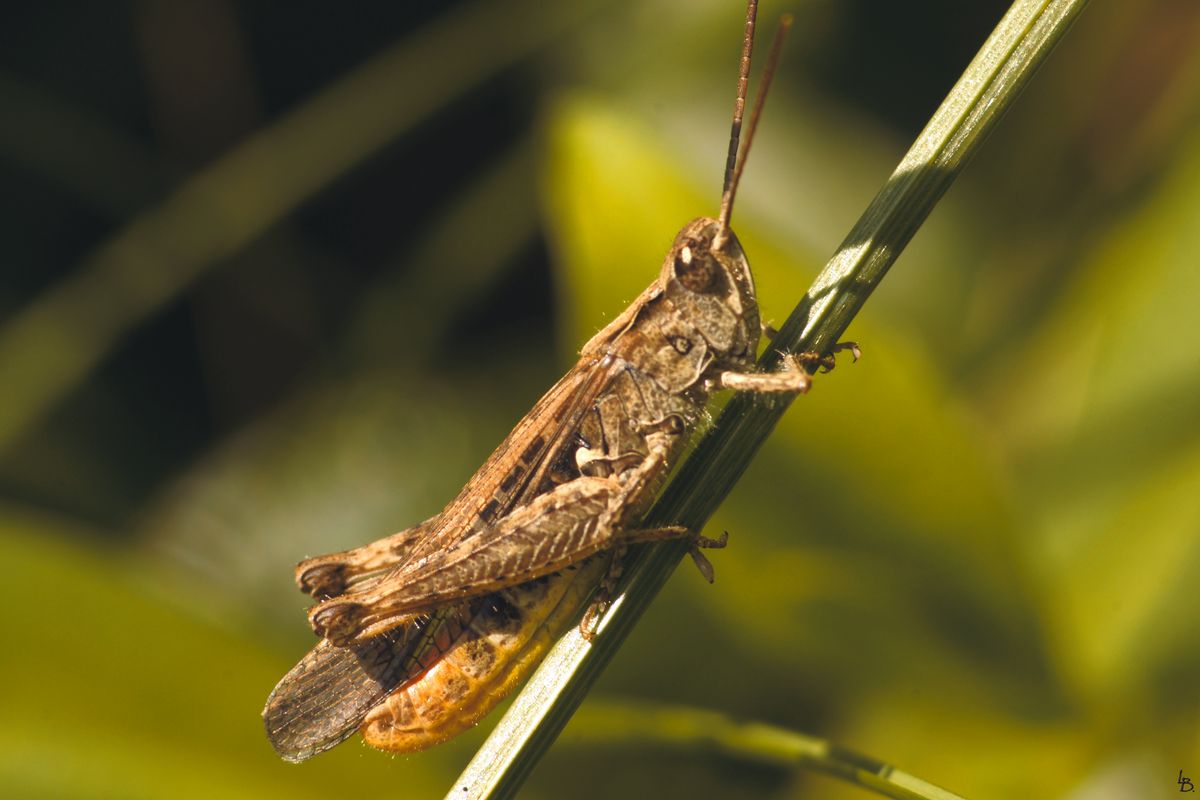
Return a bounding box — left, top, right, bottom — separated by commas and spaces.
716, 342, 860, 394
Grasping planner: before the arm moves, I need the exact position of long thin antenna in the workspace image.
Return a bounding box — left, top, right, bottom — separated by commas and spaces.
715, 10, 793, 250
719, 0, 758, 206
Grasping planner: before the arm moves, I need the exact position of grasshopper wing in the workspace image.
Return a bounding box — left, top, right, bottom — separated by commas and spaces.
264, 626, 425, 761
269, 353, 628, 748
312, 475, 629, 640
306, 354, 628, 644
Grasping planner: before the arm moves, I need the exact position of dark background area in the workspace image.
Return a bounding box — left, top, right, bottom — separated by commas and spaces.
0, 0, 1008, 530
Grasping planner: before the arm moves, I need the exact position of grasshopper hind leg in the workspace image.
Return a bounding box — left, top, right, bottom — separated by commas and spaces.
295, 516, 440, 599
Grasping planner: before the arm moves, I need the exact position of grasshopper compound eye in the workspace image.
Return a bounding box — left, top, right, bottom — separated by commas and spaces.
673, 237, 720, 293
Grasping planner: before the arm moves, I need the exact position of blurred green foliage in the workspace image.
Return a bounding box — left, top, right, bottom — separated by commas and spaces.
1, 1, 1197, 798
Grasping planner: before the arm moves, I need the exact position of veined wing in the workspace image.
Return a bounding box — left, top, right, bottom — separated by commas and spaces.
267, 351, 625, 756
307, 351, 623, 631
295, 351, 620, 603
264, 621, 431, 762
424, 351, 621, 552
304, 352, 626, 645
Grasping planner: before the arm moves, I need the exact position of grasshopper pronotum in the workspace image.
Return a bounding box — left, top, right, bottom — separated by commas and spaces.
264, 0, 855, 762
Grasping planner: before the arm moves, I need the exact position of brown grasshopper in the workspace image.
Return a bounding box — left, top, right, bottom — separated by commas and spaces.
264, 0, 856, 762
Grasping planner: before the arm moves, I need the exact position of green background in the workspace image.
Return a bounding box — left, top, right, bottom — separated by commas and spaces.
1, 1, 1197, 797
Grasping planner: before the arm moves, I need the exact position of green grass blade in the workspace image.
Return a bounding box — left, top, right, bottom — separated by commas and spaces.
566, 701, 968, 800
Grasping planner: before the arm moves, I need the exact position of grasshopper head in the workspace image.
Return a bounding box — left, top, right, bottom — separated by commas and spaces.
660, 217, 761, 363
655, 0, 792, 366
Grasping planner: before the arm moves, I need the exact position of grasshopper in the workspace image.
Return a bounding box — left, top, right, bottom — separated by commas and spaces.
264, 0, 855, 762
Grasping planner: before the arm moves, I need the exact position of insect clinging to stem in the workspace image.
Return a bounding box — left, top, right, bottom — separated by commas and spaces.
264, 0, 857, 762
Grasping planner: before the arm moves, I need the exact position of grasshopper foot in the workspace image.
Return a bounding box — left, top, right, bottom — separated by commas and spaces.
577, 527, 728, 637
579, 599, 605, 641
793, 341, 861, 373
688, 530, 729, 583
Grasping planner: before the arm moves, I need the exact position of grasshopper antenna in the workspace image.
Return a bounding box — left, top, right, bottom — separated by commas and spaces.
715, 6, 793, 251
717, 0, 758, 230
